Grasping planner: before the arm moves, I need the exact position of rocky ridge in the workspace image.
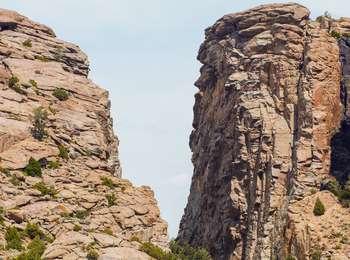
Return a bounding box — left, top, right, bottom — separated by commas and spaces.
178, 3, 350, 260
0, 9, 167, 259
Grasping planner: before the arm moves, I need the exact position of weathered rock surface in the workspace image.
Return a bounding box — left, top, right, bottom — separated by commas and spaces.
178, 3, 350, 260
0, 9, 167, 259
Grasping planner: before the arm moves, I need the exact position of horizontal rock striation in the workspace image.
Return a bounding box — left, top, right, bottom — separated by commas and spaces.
0, 9, 167, 259
178, 3, 350, 260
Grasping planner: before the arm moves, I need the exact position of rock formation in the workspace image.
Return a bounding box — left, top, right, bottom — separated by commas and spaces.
0, 9, 167, 259
178, 3, 350, 259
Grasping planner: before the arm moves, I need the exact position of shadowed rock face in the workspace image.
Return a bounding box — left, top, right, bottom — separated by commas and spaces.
178, 3, 350, 259
0, 9, 167, 259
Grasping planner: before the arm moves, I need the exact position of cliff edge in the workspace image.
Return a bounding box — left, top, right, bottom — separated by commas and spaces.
0, 9, 167, 259
178, 3, 350, 260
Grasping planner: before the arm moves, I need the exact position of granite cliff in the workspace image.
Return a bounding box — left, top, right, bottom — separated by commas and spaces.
178, 3, 350, 260
0, 9, 167, 259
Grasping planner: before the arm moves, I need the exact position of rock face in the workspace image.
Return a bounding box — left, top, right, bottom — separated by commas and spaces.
178, 3, 350, 260
0, 9, 167, 259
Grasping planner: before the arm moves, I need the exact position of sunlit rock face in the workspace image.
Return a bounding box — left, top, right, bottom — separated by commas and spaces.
178, 3, 350, 259
0, 8, 168, 259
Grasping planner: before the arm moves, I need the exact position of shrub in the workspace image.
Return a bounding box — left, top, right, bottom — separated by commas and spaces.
141, 241, 211, 260
106, 194, 116, 207
75, 210, 89, 219
53, 88, 69, 101
101, 176, 116, 189
29, 79, 38, 88
0, 167, 10, 175
169, 240, 211, 260
10, 175, 21, 186
5, 226, 22, 250
310, 249, 322, 260
32, 107, 48, 141
313, 198, 325, 216
103, 227, 113, 236
48, 160, 60, 169
0, 207, 4, 225
73, 224, 82, 232
8, 76, 27, 95
87, 248, 99, 260
285, 256, 296, 260
22, 39, 32, 48
24, 157, 42, 177
322, 178, 350, 207
15, 237, 46, 260
36, 56, 49, 62
58, 145, 69, 160
140, 242, 176, 260
9, 76, 19, 87
33, 182, 57, 197
24, 223, 45, 239
330, 30, 341, 40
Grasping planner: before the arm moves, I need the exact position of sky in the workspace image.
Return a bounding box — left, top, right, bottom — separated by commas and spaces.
2, 0, 348, 238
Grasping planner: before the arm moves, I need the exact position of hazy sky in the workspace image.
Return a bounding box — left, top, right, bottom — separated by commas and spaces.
2, 0, 348, 237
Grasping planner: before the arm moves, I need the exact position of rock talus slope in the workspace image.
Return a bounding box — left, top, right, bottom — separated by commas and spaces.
0, 9, 167, 259
178, 3, 350, 260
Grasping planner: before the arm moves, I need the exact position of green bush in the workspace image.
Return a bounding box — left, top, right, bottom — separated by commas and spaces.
103, 227, 113, 236
0, 207, 4, 225
24, 157, 42, 177
73, 224, 82, 232
9, 76, 19, 87
101, 176, 116, 189
8, 76, 27, 95
53, 88, 69, 101
140, 241, 211, 260
48, 160, 60, 169
24, 223, 45, 239
22, 39, 32, 48
58, 145, 69, 160
29, 79, 38, 88
106, 194, 116, 207
10, 175, 22, 186
33, 182, 57, 197
330, 30, 341, 40
15, 237, 46, 260
5, 226, 22, 250
32, 107, 48, 141
140, 242, 177, 260
0, 167, 10, 175
87, 248, 99, 260
170, 240, 211, 260
322, 178, 350, 207
74, 210, 89, 219
285, 255, 296, 260
36, 56, 49, 62
313, 198, 325, 216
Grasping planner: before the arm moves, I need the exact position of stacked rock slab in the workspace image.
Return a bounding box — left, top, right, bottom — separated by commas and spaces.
178, 3, 350, 259
0, 9, 167, 259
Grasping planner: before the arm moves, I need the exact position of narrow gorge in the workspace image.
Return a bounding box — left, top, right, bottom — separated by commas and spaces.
178, 3, 350, 260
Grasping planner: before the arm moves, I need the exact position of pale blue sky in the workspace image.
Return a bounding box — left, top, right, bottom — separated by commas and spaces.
2, 0, 348, 237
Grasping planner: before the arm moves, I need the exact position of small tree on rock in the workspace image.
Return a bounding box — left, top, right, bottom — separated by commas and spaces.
313, 197, 325, 216
32, 107, 48, 141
